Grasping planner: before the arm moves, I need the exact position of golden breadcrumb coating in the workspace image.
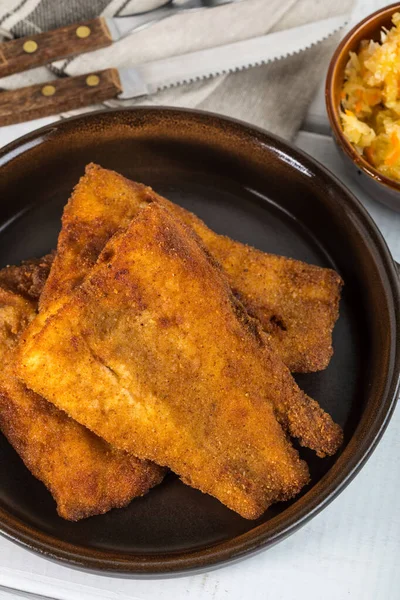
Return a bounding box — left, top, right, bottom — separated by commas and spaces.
0, 260, 163, 520
18, 204, 319, 519
40, 163, 342, 373
37, 164, 342, 457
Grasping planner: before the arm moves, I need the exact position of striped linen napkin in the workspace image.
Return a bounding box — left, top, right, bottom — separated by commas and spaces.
0, 0, 352, 139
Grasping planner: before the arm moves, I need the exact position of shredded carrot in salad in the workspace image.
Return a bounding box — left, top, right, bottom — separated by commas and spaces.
340, 12, 400, 181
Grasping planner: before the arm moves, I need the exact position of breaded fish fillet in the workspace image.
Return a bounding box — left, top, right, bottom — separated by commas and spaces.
18, 203, 319, 519
167, 209, 342, 373
39, 164, 342, 373
36, 164, 342, 457
0, 261, 163, 521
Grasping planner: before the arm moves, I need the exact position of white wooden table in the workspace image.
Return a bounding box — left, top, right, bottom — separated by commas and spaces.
0, 1, 399, 598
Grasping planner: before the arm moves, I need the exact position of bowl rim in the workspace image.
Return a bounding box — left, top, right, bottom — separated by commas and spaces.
0, 106, 399, 577
325, 2, 400, 193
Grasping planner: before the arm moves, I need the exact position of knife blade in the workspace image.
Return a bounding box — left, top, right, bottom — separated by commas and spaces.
118, 16, 347, 99
0, 16, 347, 126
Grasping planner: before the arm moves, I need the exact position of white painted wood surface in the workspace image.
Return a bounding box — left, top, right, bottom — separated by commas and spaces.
0, 0, 399, 598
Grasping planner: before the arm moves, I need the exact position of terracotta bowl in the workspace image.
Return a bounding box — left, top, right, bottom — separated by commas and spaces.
326, 3, 400, 212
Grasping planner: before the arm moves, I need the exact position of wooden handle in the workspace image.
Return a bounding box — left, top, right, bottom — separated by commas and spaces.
0, 18, 113, 78
0, 69, 122, 126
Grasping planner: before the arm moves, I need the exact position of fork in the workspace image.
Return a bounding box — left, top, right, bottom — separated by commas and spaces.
0, 0, 241, 78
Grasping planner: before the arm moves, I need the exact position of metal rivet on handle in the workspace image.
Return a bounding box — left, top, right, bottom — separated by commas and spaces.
23, 40, 38, 53
86, 74, 100, 87
41, 85, 56, 97
76, 26, 91, 39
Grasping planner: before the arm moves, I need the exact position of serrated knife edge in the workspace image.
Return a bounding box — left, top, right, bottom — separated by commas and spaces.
117, 15, 348, 99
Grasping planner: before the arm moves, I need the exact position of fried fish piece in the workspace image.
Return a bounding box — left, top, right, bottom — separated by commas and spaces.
17, 203, 318, 519
38, 169, 154, 317
0, 253, 55, 302
37, 164, 342, 457
166, 207, 343, 373
39, 164, 342, 373
0, 261, 164, 521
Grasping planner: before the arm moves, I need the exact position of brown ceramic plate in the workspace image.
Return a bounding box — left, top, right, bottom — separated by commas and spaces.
0, 108, 399, 577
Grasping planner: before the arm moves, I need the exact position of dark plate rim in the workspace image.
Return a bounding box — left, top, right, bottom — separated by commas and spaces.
0, 107, 399, 577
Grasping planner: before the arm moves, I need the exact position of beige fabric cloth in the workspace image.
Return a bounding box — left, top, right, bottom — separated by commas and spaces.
65, 0, 353, 139
0, 0, 354, 139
